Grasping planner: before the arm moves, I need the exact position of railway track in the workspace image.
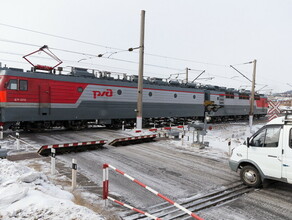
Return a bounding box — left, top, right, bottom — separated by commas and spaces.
121, 181, 255, 220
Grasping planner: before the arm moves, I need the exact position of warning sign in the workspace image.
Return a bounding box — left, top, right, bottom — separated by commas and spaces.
267, 100, 281, 121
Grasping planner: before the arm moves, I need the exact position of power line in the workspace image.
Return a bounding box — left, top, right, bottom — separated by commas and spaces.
230, 65, 252, 82
0, 48, 271, 86
0, 52, 283, 91
0, 46, 281, 89
0, 22, 228, 67
0, 22, 121, 51
145, 53, 228, 67
0, 38, 190, 71
0, 51, 162, 77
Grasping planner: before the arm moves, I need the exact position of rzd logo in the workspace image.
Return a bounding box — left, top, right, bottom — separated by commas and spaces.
93, 89, 113, 98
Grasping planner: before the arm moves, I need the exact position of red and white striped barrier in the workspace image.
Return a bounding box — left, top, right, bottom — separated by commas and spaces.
38, 140, 107, 156
102, 163, 203, 220
113, 134, 156, 142
107, 196, 161, 220
108, 134, 157, 146
148, 125, 185, 133
42, 140, 106, 149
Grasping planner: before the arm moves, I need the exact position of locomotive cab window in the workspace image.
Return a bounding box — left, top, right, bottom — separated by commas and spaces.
7, 79, 18, 90
226, 92, 234, 99
19, 80, 28, 91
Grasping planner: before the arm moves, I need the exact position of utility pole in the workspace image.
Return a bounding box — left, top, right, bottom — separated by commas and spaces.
136, 10, 145, 130
249, 59, 257, 132
185, 67, 189, 83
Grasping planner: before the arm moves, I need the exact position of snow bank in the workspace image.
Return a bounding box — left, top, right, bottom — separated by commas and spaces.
0, 159, 104, 220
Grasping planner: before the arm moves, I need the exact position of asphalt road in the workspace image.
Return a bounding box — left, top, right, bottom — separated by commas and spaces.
16, 128, 292, 219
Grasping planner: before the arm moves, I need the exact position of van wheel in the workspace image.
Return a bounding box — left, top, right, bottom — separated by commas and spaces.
240, 165, 262, 187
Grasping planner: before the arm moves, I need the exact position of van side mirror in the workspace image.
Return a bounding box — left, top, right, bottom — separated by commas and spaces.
246, 137, 250, 148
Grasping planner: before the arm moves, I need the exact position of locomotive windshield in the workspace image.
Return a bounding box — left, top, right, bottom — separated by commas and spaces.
6, 79, 28, 91
7, 79, 18, 90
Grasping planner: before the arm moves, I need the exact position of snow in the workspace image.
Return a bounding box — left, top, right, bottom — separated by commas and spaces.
0, 121, 268, 219
154, 122, 265, 160
0, 159, 104, 220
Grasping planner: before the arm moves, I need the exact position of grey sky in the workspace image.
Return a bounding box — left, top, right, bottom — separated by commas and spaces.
0, 0, 291, 93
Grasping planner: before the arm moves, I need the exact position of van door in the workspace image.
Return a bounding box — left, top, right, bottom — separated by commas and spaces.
248, 125, 283, 179
282, 126, 292, 183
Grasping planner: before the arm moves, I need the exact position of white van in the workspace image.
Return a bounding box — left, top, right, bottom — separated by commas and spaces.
229, 112, 292, 187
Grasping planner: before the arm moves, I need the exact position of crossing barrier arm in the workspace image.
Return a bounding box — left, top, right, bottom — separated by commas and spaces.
108, 196, 161, 220
103, 163, 204, 220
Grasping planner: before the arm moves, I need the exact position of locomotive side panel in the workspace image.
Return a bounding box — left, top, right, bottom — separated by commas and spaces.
209, 92, 267, 117
0, 69, 206, 128
0, 67, 267, 130
49, 83, 205, 120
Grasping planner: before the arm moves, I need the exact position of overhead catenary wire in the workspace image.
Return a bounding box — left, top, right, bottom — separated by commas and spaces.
0, 22, 121, 51
1, 24, 288, 90
0, 49, 273, 87
0, 38, 194, 72
0, 22, 228, 67
2, 22, 291, 92
230, 65, 252, 82
0, 51, 166, 78
0, 49, 285, 90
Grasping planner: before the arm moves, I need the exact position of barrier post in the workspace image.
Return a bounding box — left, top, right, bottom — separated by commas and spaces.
181, 134, 184, 145
183, 124, 185, 136
196, 131, 200, 142
16, 132, 20, 150
122, 121, 125, 131
51, 148, 56, 175
103, 163, 109, 206
228, 139, 231, 156
0, 126, 3, 140
71, 159, 77, 190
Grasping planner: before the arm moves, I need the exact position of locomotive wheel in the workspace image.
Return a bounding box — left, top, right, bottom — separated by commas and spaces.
71, 121, 86, 130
